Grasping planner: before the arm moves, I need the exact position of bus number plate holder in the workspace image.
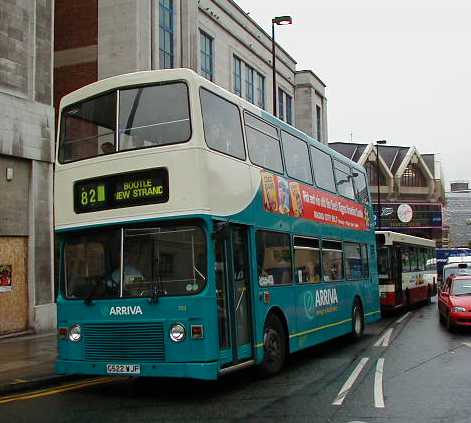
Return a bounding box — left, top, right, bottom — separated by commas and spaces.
106, 364, 141, 375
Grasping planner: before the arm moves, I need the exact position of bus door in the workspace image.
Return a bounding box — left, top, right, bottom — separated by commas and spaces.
215, 224, 253, 367
393, 246, 403, 305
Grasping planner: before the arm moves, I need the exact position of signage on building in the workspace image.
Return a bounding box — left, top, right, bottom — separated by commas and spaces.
0, 265, 12, 292
374, 203, 442, 229
397, 203, 413, 223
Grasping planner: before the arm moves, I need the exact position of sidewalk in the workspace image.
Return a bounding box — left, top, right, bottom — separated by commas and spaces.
0, 332, 76, 395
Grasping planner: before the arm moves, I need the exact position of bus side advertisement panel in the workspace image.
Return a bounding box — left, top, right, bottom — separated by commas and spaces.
261, 171, 369, 231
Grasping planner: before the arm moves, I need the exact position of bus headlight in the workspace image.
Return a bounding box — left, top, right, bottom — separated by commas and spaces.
169, 323, 186, 342
69, 324, 81, 342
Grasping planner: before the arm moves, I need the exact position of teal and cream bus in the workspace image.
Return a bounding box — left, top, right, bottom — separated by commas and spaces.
55, 69, 380, 380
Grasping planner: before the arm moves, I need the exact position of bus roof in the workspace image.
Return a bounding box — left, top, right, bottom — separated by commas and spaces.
375, 231, 436, 248
57, 68, 366, 176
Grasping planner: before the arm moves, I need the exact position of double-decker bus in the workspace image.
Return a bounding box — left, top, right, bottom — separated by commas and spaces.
376, 231, 437, 311
55, 69, 380, 380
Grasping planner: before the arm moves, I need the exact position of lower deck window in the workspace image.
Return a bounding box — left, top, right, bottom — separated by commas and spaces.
256, 231, 292, 285
322, 241, 343, 281
294, 237, 321, 283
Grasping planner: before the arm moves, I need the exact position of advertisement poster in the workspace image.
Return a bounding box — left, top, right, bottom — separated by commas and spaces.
261, 171, 369, 231
0, 265, 12, 292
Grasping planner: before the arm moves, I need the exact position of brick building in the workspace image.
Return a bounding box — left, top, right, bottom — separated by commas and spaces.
0, 0, 55, 335
54, 0, 328, 143
330, 142, 445, 246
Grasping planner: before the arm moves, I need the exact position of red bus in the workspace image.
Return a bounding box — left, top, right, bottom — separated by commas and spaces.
376, 231, 437, 311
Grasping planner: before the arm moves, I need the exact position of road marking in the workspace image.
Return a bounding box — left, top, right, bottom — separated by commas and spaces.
395, 311, 411, 325
0, 377, 117, 405
463, 342, 471, 349
374, 328, 393, 347
332, 357, 369, 406
374, 358, 385, 408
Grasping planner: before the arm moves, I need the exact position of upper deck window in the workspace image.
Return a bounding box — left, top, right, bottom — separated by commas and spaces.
59, 92, 117, 163
200, 88, 245, 160
119, 82, 191, 151
281, 131, 312, 184
244, 112, 283, 174
59, 82, 191, 163
334, 159, 355, 200
311, 146, 336, 192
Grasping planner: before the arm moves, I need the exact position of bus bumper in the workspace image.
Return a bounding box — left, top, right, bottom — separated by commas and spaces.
56, 359, 220, 380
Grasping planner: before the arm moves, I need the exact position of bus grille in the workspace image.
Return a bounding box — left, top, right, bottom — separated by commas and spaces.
83, 323, 165, 362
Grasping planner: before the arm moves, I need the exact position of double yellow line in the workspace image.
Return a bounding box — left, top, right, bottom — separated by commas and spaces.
0, 377, 118, 405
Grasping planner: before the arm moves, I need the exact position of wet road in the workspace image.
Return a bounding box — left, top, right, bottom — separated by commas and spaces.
2, 299, 471, 423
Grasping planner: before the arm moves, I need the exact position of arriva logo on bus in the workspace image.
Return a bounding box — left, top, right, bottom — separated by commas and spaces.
304, 288, 339, 320
109, 306, 143, 316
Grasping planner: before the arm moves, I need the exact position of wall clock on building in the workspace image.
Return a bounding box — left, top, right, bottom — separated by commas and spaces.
397, 203, 413, 223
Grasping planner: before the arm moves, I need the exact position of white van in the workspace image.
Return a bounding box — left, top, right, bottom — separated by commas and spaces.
442, 260, 471, 286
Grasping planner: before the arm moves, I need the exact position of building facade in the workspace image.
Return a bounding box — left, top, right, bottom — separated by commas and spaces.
54, 0, 328, 143
444, 182, 471, 248
330, 142, 445, 246
0, 0, 55, 335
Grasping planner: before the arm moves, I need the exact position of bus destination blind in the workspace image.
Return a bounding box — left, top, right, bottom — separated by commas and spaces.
74, 168, 169, 213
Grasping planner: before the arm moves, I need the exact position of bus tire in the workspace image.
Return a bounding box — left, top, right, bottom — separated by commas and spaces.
260, 313, 287, 377
351, 300, 364, 340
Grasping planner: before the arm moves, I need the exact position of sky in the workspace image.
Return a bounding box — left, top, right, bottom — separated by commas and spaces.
235, 0, 471, 186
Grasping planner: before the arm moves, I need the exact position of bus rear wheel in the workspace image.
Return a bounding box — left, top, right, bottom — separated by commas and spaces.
351, 300, 364, 339
260, 314, 287, 377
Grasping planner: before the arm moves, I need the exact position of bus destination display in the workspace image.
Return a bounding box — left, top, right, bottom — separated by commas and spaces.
74, 168, 169, 213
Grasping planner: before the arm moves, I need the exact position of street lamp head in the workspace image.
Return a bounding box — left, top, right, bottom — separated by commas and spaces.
376, 140, 387, 145
272, 15, 293, 25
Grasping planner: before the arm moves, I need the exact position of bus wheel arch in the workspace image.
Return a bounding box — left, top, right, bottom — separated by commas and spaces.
351, 297, 364, 339
259, 308, 289, 376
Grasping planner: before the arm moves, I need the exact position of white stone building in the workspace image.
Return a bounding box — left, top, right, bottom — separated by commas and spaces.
55, 0, 328, 143
0, 0, 55, 335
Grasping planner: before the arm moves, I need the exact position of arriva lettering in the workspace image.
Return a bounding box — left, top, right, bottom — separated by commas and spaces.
315, 288, 339, 307
109, 306, 143, 316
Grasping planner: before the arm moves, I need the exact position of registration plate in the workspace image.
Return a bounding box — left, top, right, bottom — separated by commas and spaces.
106, 364, 141, 375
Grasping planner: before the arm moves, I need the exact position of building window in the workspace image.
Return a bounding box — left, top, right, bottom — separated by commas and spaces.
316, 105, 322, 141
365, 161, 386, 186
245, 65, 254, 104
200, 31, 214, 81
159, 0, 174, 69
278, 88, 284, 121
286, 93, 292, 124
233, 56, 242, 97
256, 72, 265, 109
278, 89, 292, 123
401, 163, 426, 187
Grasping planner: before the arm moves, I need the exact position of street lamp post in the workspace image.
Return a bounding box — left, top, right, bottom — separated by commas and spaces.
376, 140, 387, 230
271, 15, 292, 117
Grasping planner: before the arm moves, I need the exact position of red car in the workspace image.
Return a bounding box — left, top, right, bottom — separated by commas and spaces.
438, 275, 471, 331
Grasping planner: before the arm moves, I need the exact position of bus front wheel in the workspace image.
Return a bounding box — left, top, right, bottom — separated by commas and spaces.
351, 300, 364, 339
260, 313, 287, 376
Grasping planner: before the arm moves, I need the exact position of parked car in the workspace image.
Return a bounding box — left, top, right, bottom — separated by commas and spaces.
438, 275, 471, 331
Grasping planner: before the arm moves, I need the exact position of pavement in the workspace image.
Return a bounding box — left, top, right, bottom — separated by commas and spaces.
0, 331, 77, 395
